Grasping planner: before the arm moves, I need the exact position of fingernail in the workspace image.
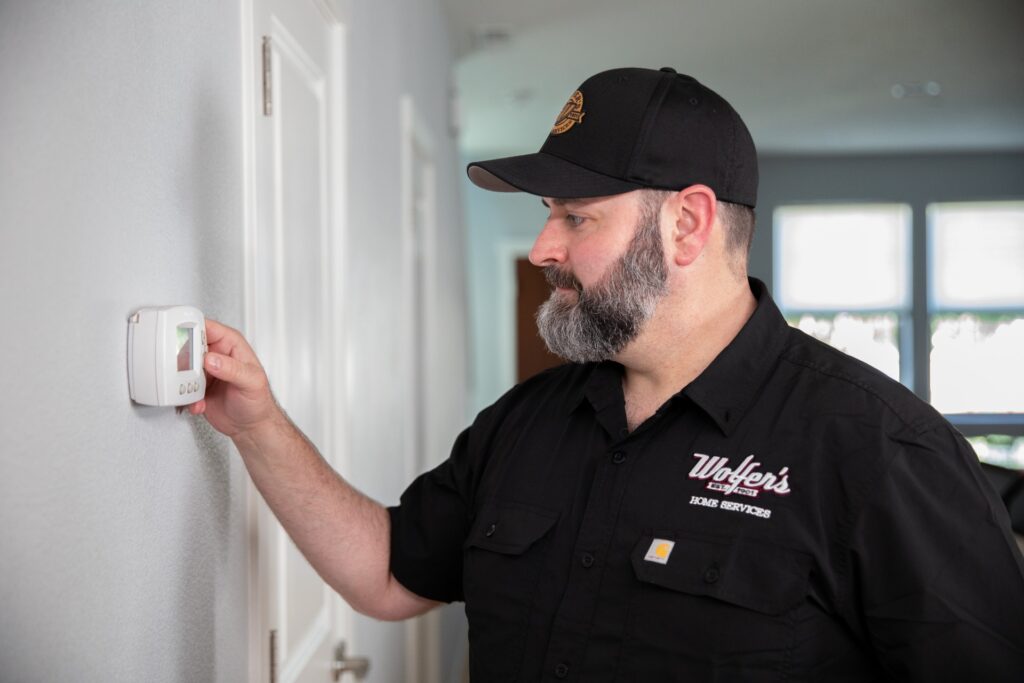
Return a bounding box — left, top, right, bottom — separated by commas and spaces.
208, 354, 221, 369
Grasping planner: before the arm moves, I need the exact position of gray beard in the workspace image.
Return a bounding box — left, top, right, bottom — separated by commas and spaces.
535, 206, 668, 363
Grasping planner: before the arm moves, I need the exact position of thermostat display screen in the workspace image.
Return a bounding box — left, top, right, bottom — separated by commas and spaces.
176, 326, 193, 372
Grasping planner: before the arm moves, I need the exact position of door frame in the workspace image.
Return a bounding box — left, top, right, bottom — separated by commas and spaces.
494, 239, 536, 393
399, 93, 439, 683
239, 1, 351, 680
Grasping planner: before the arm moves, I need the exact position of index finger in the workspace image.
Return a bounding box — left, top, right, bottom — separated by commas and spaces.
204, 318, 261, 364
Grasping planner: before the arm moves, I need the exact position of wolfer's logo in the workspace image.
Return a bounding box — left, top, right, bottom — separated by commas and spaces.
551, 90, 585, 135
688, 453, 791, 498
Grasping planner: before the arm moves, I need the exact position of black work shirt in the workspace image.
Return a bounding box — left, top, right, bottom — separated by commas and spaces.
388, 278, 1024, 682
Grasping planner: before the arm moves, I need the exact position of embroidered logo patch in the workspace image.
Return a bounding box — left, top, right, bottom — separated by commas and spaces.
688, 453, 791, 498
550, 90, 586, 135
644, 538, 675, 564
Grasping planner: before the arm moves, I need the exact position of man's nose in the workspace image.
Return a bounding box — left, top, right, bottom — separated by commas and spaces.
528, 222, 567, 267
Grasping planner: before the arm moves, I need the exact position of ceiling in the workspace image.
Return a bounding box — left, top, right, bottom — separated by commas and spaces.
443, 0, 1024, 157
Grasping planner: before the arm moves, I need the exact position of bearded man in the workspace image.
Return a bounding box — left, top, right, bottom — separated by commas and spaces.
193, 68, 1024, 681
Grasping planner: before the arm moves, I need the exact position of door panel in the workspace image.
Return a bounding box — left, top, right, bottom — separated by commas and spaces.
250, 0, 351, 681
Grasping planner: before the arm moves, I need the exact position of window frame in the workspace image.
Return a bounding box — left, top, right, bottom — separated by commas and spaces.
923, 200, 1024, 434
772, 202, 914, 386
772, 198, 1024, 448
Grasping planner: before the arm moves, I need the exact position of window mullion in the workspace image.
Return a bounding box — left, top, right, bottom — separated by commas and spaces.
911, 200, 930, 403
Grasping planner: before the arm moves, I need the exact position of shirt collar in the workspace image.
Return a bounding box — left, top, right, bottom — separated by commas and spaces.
570, 278, 790, 437
682, 278, 790, 436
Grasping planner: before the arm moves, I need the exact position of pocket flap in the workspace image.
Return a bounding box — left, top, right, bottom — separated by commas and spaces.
465, 501, 559, 555
631, 533, 811, 615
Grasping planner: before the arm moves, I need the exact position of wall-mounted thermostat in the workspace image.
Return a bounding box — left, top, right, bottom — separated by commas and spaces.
128, 306, 208, 406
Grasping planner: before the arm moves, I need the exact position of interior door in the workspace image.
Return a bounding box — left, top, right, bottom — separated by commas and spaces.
248, 0, 357, 680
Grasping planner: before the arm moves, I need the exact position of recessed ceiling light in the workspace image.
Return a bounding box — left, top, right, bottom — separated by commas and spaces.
508, 87, 535, 105
891, 81, 942, 99
471, 25, 512, 51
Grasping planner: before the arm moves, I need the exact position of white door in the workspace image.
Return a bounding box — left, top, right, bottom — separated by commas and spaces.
245, 0, 360, 681
400, 95, 441, 683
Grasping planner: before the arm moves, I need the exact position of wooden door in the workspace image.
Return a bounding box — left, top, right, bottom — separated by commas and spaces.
516, 258, 564, 381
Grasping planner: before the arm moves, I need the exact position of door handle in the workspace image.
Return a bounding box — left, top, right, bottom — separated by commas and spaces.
332, 641, 370, 681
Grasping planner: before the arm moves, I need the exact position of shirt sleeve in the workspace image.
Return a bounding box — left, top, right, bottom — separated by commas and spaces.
848, 423, 1024, 681
387, 426, 475, 603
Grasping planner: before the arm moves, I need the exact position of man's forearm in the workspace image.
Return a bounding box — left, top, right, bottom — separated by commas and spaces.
232, 411, 432, 619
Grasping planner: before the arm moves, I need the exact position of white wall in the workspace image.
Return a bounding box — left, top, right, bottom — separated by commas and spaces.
0, 2, 249, 681
0, 1, 468, 681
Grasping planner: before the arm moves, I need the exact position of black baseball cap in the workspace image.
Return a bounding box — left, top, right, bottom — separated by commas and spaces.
467, 67, 758, 207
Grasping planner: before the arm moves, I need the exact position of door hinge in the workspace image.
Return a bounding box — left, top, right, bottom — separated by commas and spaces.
262, 36, 273, 117
269, 629, 278, 683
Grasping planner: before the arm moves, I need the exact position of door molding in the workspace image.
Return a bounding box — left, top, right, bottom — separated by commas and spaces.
399, 93, 440, 683
240, 0, 351, 680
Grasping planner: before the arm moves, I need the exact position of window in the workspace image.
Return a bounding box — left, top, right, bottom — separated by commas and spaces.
774, 204, 910, 382
928, 202, 1024, 414
774, 200, 1024, 469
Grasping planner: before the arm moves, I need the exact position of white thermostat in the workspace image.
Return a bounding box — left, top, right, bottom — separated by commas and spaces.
128, 306, 208, 406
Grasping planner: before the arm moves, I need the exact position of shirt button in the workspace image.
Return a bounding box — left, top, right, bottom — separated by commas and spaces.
611, 451, 627, 464
485, 523, 496, 537
554, 662, 570, 678
581, 552, 595, 568
703, 565, 721, 584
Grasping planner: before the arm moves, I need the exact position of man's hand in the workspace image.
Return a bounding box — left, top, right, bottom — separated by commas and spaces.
188, 318, 280, 439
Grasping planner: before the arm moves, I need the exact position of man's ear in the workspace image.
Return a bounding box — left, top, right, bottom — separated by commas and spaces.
668, 185, 717, 267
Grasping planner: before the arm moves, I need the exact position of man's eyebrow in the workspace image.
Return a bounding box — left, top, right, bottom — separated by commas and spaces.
541, 198, 585, 208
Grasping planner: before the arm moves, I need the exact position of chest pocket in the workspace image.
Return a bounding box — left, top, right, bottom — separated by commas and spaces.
463, 501, 559, 682
619, 532, 812, 683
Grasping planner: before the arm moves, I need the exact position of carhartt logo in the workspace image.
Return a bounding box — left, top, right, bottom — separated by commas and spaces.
688, 453, 791, 498
644, 538, 675, 564
551, 90, 585, 135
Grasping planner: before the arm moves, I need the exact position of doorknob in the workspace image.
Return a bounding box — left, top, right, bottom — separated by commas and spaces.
332, 641, 370, 681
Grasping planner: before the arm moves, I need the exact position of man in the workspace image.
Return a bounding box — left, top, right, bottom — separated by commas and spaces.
193, 68, 1024, 680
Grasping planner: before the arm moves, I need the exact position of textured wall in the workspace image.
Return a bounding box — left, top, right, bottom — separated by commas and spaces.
0, 2, 251, 681
0, 1, 470, 681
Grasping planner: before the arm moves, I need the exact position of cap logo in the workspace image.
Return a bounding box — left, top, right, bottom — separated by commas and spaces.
550, 90, 585, 135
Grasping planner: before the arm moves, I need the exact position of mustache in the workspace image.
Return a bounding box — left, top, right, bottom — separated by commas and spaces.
543, 266, 583, 293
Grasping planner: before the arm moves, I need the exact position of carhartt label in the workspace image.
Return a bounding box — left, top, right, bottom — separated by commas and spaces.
688, 453, 791, 498
644, 538, 675, 564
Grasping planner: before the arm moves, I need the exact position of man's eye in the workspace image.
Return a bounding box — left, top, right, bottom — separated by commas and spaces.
566, 214, 585, 227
